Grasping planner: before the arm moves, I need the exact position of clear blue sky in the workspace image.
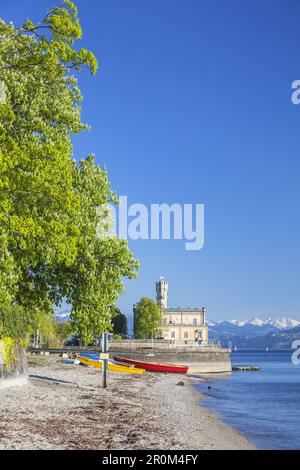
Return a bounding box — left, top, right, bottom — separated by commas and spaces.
3, 0, 300, 322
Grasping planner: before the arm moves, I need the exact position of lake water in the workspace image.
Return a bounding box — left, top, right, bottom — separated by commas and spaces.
195, 350, 300, 449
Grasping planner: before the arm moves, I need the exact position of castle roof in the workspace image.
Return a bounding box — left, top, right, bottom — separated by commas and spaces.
162, 307, 202, 313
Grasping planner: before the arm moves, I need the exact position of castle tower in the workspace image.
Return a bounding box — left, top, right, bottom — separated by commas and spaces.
156, 276, 168, 309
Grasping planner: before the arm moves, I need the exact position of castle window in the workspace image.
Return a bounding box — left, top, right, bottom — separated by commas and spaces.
184, 331, 188, 339
193, 318, 197, 326
171, 331, 175, 339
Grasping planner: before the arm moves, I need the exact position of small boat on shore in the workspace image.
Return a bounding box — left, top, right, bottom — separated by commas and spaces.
114, 356, 188, 374
77, 355, 145, 374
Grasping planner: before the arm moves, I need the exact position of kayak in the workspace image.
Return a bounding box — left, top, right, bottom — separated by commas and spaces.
114, 356, 188, 374
79, 352, 118, 364
79, 352, 100, 360
78, 355, 145, 374
77, 355, 145, 374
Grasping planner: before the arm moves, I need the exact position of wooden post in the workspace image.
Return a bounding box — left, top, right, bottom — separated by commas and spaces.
102, 332, 108, 389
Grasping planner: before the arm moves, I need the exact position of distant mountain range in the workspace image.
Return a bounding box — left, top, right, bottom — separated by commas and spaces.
208, 317, 300, 349
208, 317, 300, 330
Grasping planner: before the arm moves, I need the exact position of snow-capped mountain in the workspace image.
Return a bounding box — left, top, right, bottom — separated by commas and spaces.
206, 320, 217, 327
248, 318, 266, 326
228, 317, 300, 329
208, 317, 300, 341
229, 319, 248, 327
264, 317, 300, 329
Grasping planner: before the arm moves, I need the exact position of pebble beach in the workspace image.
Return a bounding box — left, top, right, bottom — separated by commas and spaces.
0, 355, 254, 450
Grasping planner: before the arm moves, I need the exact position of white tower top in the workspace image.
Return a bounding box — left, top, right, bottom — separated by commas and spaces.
156, 278, 168, 309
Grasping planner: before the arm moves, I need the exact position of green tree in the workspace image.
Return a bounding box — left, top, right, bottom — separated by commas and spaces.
0, 304, 32, 341
111, 306, 128, 338
0, 1, 138, 344
134, 298, 160, 339
56, 321, 73, 343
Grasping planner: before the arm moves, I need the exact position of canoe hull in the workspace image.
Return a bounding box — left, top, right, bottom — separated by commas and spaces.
114, 356, 188, 374
77, 355, 145, 374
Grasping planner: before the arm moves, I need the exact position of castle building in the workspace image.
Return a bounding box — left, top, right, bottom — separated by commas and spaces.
156, 276, 168, 309
155, 278, 209, 343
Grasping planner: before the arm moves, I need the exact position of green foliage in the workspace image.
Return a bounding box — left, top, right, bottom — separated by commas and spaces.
0, 234, 20, 304
0, 337, 16, 369
0, 1, 138, 344
111, 306, 128, 337
0, 305, 32, 367
134, 298, 160, 339
0, 304, 60, 348
56, 321, 73, 342
34, 311, 61, 348
31, 313, 73, 348
46, 156, 139, 344
0, 304, 32, 340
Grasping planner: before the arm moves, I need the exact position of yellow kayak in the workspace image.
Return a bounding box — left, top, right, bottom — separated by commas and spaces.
77, 355, 145, 374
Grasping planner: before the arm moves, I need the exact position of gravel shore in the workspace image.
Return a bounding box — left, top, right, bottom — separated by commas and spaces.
0, 355, 255, 450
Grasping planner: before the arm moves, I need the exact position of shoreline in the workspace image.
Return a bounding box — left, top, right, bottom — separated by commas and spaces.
0, 355, 255, 450
149, 374, 255, 450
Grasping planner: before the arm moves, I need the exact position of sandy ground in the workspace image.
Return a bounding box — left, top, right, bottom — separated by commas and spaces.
0, 355, 255, 450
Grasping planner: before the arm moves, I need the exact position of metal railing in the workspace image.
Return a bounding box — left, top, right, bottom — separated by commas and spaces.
110, 338, 222, 348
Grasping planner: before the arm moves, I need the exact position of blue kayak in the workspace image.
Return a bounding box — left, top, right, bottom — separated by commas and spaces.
79, 352, 117, 364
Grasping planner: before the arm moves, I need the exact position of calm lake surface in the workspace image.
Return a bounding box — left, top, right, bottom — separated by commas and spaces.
195, 351, 300, 449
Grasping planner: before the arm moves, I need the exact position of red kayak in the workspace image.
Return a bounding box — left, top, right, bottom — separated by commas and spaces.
114, 356, 188, 374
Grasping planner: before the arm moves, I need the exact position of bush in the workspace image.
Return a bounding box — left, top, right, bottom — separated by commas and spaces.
0, 304, 32, 341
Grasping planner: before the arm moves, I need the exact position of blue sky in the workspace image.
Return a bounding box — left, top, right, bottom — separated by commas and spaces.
3, 0, 300, 322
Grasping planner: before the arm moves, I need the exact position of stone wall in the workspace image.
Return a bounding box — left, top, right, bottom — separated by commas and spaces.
110, 341, 231, 374
0, 342, 28, 388
111, 339, 214, 350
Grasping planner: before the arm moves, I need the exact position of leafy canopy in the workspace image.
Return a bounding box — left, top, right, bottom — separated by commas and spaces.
134, 298, 160, 339
0, 1, 138, 343
111, 306, 128, 338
